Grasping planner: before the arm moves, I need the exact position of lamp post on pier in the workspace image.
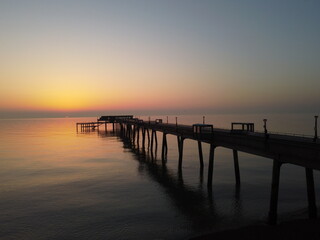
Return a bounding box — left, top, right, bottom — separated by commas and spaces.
203, 116, 205, 124
263, 119, 269, 139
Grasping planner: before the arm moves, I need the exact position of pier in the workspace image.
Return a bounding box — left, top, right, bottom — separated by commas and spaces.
77, 115, 320, 224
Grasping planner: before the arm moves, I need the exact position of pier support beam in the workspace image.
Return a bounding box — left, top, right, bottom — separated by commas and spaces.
130, 125, 133, 140
150, 130, 154, 152
233, 150, 241, 186
306, 168, 317, 219
147, 129, 150, 149
132, 125, 136, 143
150, 130, 158, 155
154, 130, 158, 151
162, 133, 168, 161
177, 136, 184, 169
198, 141, 204, 169
136, 126, 140, 147
207, 144, 216, 187
120, 123, 124, 136
127, 124, 130, 138
125, 124, 128, 138
268, 159, 282, 225
142, 128, 146, 149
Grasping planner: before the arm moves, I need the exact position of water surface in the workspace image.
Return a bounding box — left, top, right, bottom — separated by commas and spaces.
0, 114, 319, 239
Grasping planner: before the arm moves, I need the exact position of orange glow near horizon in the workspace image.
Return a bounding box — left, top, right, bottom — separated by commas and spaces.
0, 70, 225, 112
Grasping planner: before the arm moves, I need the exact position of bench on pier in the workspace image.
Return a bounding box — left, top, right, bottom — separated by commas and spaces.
193, 124, 213, 138
231, 122, 254, 133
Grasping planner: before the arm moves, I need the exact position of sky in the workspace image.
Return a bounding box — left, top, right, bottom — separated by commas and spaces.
0, 0, 319, 118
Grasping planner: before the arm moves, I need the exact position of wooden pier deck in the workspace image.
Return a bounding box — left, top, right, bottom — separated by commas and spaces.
76, 115, 320, 224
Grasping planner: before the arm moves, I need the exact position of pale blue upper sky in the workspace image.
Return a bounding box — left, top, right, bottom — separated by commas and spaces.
0, 0, 319, 117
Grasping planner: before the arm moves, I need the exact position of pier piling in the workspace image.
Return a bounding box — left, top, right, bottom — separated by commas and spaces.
136, 126, 140, 147
268, 159, 282, 225
233, 150, 241, 186
198, 141, 204, 169
142, 128, 146, 149
151, 130, 154, 152
207, 144, 216, 187
162, 133, 168, 160
147, 129, 150, 149
154, 130, 158, 151
177, 136, 184, 169
306, 168, 317, 219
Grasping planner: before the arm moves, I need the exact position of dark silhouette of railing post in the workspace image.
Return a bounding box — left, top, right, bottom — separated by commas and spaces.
306, 168, 317, 219
233, 150, 241, 186
268, 159, 282, 225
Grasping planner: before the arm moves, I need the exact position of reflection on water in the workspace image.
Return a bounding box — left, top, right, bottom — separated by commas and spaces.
0, 116, 319, 240
121, 137, 221, 230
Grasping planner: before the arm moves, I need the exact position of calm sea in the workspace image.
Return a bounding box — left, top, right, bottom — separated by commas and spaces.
0, 114, 319, 240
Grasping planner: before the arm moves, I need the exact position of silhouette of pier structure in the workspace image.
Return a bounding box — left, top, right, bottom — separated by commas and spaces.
76, 115, 320, 224
76, 115, 133, 131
